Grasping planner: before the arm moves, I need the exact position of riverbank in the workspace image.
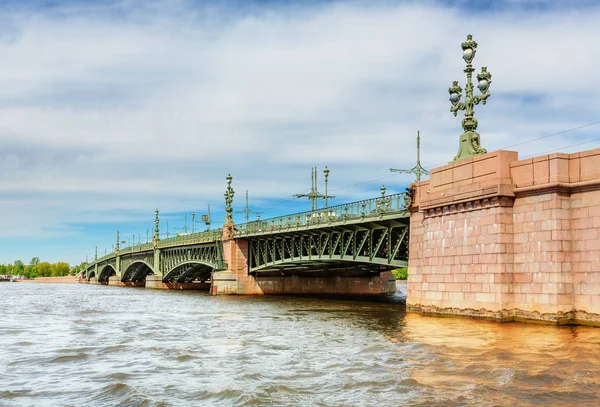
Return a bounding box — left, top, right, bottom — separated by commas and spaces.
19, 276, 78, 283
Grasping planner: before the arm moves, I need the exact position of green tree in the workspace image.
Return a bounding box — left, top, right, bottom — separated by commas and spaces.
13, 260, 24, 275
53, 262, 70, 277
37, 262, 52, 277
391, 267, 408, 280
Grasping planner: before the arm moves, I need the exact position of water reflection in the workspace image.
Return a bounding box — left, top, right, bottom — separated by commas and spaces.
1, 284, 599, 406
399, 315, 600, 405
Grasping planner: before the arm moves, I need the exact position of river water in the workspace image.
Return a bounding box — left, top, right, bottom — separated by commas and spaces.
1, 283, 600, 407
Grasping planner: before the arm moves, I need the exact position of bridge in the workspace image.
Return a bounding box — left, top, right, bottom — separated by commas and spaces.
84, 189, 411, 295
82, 33, 600, 324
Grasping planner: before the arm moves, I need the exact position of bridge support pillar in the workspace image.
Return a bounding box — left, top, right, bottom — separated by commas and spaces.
408, 148, 600, 325
89, 277, 100, 285
145, 275, 164, 289
211, 226, 263, 295
115, 254, 121, 279
108, 275, 124, 286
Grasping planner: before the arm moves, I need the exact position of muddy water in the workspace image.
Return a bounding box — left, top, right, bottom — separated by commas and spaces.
1, 283, 599, 406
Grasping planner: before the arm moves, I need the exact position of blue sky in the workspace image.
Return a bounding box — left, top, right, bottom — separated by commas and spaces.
1, 0, 600, 265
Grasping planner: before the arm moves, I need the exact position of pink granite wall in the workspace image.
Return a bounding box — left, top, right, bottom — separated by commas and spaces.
408, 147, 600, 325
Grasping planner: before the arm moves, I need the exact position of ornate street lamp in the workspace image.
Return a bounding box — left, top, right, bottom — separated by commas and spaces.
449, 34, 493, 161
323, 166, 330, 210
153, 209, 160, 243
224, 174, 235, 225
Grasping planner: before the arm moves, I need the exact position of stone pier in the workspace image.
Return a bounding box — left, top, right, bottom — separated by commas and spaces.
408, 148, 600, 325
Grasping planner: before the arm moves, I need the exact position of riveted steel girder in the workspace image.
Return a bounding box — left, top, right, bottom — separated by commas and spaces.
247, 219, 409, 273
160, 242, 224, 282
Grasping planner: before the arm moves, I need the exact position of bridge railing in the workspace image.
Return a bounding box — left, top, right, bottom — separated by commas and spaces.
95, 252, 117, 263
87, 230, 223, 270
235, 193, 409, 236
117, 242, 153, 253
156, 229, 223, 248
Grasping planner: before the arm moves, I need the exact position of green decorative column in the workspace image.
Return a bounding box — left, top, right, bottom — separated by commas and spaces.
115, 230, 121, 278
449, 34, 493, 162
94, 246, 98, 280
224, 174, 235, 226
153, 209, 161, 276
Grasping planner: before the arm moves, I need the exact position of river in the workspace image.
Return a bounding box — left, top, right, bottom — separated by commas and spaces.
1, 283, 600, 406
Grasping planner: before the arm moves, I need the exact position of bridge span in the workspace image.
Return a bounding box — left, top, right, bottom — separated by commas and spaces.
84, 143, 600, 325
84, 191, 410, 295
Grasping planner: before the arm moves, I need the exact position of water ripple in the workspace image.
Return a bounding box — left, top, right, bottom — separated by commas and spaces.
1, 284, 600, 406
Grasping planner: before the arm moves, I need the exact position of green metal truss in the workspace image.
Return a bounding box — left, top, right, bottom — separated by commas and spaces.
247, 218, 409, 274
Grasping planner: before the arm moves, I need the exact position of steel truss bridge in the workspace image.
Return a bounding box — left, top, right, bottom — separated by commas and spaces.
84, 193, 411, 284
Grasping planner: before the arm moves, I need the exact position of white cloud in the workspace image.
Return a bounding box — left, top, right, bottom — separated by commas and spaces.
0, 0, 599, 263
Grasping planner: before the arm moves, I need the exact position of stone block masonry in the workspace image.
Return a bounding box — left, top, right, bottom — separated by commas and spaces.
408, 148, 600, 325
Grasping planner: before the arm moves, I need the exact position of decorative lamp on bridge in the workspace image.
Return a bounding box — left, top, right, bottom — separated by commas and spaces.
449, 34, 493, 162
224, 174, 235, 225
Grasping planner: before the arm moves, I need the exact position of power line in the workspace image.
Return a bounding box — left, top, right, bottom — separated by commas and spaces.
524, 136, 600, 158
503, 120, 600, 150
330, 173, 400, 193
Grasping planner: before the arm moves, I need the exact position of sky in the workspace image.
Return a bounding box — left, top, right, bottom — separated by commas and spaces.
1, 0, 599, 265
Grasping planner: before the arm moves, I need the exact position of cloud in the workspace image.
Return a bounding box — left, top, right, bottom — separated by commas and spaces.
0, 0, 599, 263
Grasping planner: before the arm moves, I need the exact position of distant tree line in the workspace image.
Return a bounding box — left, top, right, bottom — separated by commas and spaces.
0, 257, 87, 279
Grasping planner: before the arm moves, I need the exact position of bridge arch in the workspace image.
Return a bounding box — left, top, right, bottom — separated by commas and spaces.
122, 261, 155, 283
98, 265, 117, 284
163, 261, 214, 283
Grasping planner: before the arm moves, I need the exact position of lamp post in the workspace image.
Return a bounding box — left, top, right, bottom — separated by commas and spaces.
224, 174, 235, 225
146, 229, 149, 243
191, 212, 195, 234
153, 209, 160, 243
449, 34, 493, 162
323, 166, 330, 210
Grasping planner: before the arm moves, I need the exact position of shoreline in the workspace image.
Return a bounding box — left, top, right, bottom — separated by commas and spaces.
18, 276, 79, 284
